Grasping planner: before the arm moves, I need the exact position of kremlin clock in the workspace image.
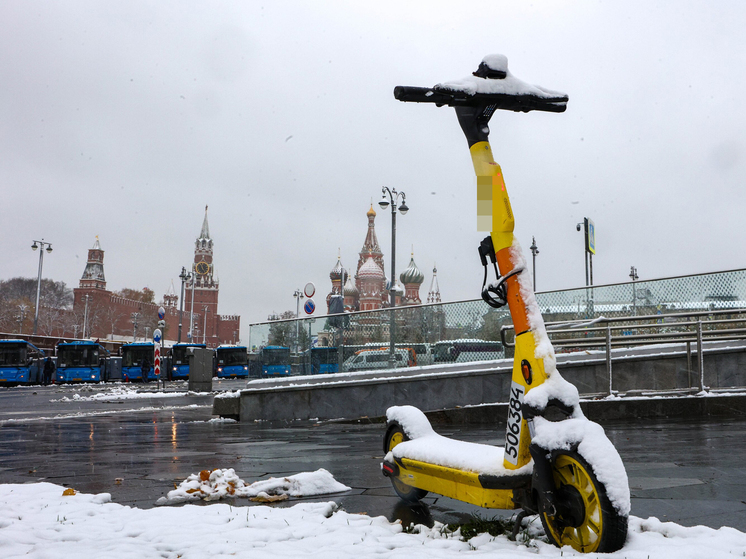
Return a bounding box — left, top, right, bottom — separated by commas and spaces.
195, 261, 210, 275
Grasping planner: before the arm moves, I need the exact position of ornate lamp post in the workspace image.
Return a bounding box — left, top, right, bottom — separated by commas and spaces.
31, 239, 53, 335
529, 236, 539, 292
379, 186, 409, 368
131, 312, 140, 342
178, 267, 191, 343
82, 294, 90, 338
630, 266, 639, 315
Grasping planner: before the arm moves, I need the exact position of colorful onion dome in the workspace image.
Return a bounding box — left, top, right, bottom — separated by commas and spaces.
343, 276, 358, 296
366, 204, 376, 218
358, 255, 384, 280
329, 257, 345, 281
400, 255, 424, 285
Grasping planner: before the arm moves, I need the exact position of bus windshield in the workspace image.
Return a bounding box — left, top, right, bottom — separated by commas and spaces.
262, 347, 290, 365
217, 348, 248, 366
433, 340, 502, 362
122, 346, 154, 367
0, 344, 26, 367
311, 347, 337, 366
171, 345, 206, 365
58, 345, 99, 368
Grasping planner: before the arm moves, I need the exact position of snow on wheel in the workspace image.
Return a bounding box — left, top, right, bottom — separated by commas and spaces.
539, 449, 628, 553
384, 422, 428, 503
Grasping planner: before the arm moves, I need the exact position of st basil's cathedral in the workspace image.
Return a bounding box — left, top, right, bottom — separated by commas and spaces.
326, 205, 440, 312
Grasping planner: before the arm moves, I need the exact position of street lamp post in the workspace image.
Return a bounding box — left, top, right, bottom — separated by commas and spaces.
17, 304, 28, 334
188, 272, 196, 341
203, 305, 209, 345
31, 239, 53, 335
293, 288, 304, 354
529, 237, 539, 292
82, 294, 90, 338
178, 267, 190, 343
379, 186, 409, 368
131, 312, 140, 342
576, 222, 589, 287
630, 266, 639, 315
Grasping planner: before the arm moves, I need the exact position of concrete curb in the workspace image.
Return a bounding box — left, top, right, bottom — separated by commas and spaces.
419, 393, 746, 426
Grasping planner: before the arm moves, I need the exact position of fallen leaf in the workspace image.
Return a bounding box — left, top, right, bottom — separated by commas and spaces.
199, 470, 211, 482
250, 494, 288, 503
62, 488, 77, 496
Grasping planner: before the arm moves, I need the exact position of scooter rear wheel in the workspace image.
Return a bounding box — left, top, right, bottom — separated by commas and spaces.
384, 422, 428, 503
539, 450, 627, 553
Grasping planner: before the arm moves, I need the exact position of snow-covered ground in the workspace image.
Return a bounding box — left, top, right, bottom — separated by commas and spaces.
2, 481, 746, 558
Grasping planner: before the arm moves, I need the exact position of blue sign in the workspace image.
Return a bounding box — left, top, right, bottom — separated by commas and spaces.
304, 299, 316, 315
158, 306, 165, 320
153, 328, 162, 344
586, 218, 596, 255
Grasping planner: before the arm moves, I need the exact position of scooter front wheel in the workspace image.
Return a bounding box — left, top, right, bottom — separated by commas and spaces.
539, 450, 627, 553
384, 422, 428, 503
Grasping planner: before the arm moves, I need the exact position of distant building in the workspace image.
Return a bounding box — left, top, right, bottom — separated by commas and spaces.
183, 207, 240, 347
71, 208, 241, 346
326, 205, 433, 313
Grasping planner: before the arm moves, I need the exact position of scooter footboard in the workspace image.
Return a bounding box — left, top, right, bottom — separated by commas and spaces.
382, 455, 530, 509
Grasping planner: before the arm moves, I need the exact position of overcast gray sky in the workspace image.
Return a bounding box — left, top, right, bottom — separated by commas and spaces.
3, 1, 745, 341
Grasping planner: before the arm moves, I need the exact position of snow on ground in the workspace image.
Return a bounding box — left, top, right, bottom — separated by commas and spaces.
50, 386, 191, 402
2, 482, 746, 558
156, 468, 350, 505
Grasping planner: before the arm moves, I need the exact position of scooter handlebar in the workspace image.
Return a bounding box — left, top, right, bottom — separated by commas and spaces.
394, 85, 568, 114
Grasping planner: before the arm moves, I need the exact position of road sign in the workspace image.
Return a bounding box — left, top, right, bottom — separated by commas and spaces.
158, 320, 166, 328
158, 306, 165, 320
153, 328, 162, 344
585, 218, 596, 255
304, 282, 316, 298
304, 299, 316, 314
154, 342, 161, 378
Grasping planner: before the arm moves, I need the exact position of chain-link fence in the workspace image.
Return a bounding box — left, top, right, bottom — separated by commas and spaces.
247, 269, 746, 377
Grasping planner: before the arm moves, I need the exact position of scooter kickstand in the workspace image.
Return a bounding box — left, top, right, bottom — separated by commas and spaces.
509, 510, 529, 541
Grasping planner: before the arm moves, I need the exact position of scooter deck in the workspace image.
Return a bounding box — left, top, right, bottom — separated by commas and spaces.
383, 436, 532, 509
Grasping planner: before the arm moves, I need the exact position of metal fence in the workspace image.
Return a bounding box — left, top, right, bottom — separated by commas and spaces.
248, 268, 746, 376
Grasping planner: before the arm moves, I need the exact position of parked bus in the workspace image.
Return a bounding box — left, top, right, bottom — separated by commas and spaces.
432, 339, 504, 364
0, 339, 45, 385
215, 345, 249, 378
56, 340, 110, 383
170, 343, 207, 379
260, 346, 291, 377
310, 346, 338, 375
121, 342, 159, 382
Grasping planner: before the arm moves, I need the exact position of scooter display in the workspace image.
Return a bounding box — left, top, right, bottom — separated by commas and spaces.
381, 55, 629, 553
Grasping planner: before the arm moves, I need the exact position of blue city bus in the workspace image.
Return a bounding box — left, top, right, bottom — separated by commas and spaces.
215, 345, 249, 378
0, 339, 45, 385
121, 342, 160, 382
260, 346, 291, 377
56, 340, 110, 383
170, 343, 207, 379
310, 347, 338, 375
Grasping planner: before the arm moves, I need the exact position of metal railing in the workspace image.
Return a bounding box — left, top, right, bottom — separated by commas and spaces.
501, 308, 746, 394
248, 268, 746, 379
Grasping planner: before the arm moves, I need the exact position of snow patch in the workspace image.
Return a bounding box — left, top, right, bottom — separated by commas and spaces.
436, 54, 567, 99
156, 468, 350, 505
386, 405, 434, 439
2, 482, 746, 558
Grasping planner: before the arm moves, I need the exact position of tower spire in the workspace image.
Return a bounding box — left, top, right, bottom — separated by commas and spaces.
199, 205, 210, 240
427, 262, 441, 303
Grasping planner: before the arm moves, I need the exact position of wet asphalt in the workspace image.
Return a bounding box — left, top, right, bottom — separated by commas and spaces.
1, 381, 745, 532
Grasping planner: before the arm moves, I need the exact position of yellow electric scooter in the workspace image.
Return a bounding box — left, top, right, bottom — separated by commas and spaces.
381, 55, 629, 553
